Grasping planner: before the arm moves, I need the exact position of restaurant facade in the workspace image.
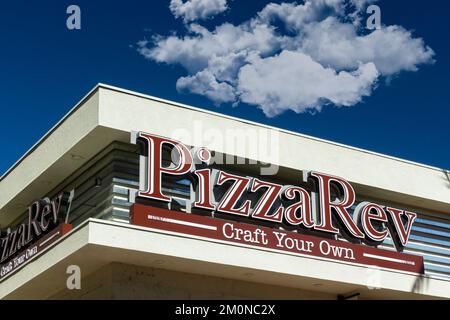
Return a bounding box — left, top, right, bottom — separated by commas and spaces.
0, 84, 449, 300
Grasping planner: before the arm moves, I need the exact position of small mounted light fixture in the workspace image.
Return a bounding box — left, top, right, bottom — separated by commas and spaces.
153, 259, 165, 266
338, 292, 361, 300
71, 154, 85, 161
94, 177, 102, 188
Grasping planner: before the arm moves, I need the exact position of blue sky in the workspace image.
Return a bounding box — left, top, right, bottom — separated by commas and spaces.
0, 0, 449, 175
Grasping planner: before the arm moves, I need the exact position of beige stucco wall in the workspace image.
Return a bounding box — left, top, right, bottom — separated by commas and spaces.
51, 263, 335, 300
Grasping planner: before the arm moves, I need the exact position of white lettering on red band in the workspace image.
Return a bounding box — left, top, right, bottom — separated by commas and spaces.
363, 253, 415, 266
147, 215, 217, 231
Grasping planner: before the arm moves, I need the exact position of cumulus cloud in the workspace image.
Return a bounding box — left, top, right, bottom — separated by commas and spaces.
177, 70, 236, 103
298, 17, 434, 76
144, 23, 284, 73
257, 0, 344, 30
351, 0, 379, 10
238, 51, 379, 116
139, 0, 435, 117
170, 0, 228, 23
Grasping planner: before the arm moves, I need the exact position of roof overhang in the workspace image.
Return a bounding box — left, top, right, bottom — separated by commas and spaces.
1, 218, 448, 300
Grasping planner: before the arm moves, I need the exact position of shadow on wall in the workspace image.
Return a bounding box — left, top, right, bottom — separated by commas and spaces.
444, 170, 450, 189
411, 275, 430, 294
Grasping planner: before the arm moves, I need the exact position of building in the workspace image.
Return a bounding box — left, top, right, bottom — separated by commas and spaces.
0, 84, 449, 300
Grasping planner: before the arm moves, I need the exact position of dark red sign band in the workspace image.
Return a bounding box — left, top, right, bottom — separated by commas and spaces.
0, 223, 72, 281
131, 204, 424, 274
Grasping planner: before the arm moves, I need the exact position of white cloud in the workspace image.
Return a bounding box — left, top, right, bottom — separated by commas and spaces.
299, 17, 435, 76
351, 0, 378, 10
177, 70, 236, 104
256, 0, 379, 29
142, 23, 284, 73
238, 51, 379, 116
170, 0, 228, 23
139, 0, 435, 117
257, 0, 344, 30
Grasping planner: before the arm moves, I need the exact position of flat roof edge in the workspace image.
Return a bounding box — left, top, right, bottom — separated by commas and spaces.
1, 83, 447, 186
0, 85, 102, 183
97, 83, 448, 173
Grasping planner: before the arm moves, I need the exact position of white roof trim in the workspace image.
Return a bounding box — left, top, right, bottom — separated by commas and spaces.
1, 83, 446, 183
98, 83, 448, 173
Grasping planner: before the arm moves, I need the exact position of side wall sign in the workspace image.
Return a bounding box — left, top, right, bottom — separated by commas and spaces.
0, 190, 74, 281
